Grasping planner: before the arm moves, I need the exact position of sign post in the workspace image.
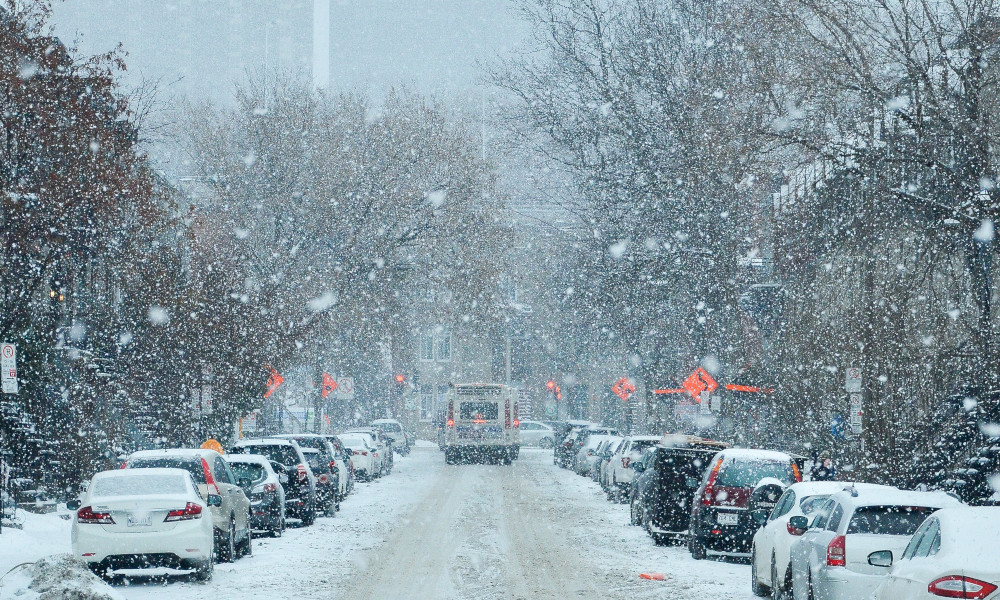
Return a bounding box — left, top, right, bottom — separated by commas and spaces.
1, 343, 17, 395
845, 368, 862, 435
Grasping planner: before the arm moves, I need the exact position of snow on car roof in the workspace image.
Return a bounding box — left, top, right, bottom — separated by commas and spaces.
628, 435, 662, 442
716, 448, 794, 462
934, 506, 1000, 560
224, 453, 273, 466
233, 437, 296, 446
372, 419, 400, 424
829, 486, 962, 509
786, 481, 892, 497
129, 448, 221, 460
94, 467, 189, 480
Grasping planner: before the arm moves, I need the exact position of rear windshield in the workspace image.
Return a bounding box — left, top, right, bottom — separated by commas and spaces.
374, 422, 402, 432
129, 458, 205, 484
800, 495, 831, 515
229, 463, 266, 486
716, 460, 795, 487
847, 505, 937, 535
303, 449, 330, 472
93, 473, 188, 497
293, 438, 330, 455
460, 402, 498, 420
234, 445, 300, 467
339, 436, 368, 449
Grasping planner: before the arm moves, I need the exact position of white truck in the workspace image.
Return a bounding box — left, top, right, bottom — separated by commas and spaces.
443, 383, 520, 465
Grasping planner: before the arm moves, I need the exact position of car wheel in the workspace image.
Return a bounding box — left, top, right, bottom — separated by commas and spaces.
324, 494, 337, 517
219, 518, 236, 563
751, 547, 769, 596
240, 527, 253, 558
302, 501, 317, 526
689, 535, 707, 560
630, 498, 641, 526
193, 558, 213, 583
652, 533, 669, 546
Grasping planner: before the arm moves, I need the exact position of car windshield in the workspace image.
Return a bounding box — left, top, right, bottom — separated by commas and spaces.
800, 495, 831, 515
339, 436, 368, 449
236, 445, 299, 467
229, 463, 267, 486
847, 506, 938, 535
716, 460, 795, 487
128, 458, 205, 484
92, 473, 188, 498
375, 422, 401, 433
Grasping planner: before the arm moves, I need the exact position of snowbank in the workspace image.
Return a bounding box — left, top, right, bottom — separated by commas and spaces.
0, 554, 123, 600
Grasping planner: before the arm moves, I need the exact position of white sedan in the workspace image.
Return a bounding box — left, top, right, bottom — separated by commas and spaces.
339, 433, 378, 481
872, 506, 1000, 599
517, 420, 556, 448
71, 468, 215, 581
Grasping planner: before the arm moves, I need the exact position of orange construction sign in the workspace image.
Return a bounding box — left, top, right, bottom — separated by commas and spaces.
612, 377, 637, 401
264, 365, 284, 398
682, 367, 718, 402
321, 372, 338, 398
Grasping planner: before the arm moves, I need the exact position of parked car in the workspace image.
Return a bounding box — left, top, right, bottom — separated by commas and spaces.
123, 448, 252, 562
594, 437, 623, 486
607, 435, 661, 501
871, 505, 1000, 600
573, 434, 616, 476
518, 420, 556, 448
71, 468, 214, 581
789, 486, 962, 600
689, 448, 803, 559
372, 419, 411, 455
322, 434, 355, 497
300, 447, 340, 516
630, 435, 730, 545
345, 427, 392, 476
226, 453, 287, 537
339, 433, 379, 481
274, 433, 343, 513
553, 421, 595, 467
599, 438, 626, 492
750, 481, 891, 598
230, 438, 318, 526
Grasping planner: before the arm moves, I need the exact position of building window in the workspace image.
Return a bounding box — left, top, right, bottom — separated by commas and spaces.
420, 388, 434, 422
420, 332, 434, 361
435, 328, 451, 362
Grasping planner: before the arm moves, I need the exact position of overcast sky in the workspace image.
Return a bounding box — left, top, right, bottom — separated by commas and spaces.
49, 0, 533, 105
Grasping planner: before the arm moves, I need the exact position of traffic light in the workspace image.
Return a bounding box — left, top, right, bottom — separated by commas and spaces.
546, 380, 555, 390
394, 374, 405, 384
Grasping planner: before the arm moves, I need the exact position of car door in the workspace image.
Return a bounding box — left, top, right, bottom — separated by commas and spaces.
757, 488, 796, 580
900, 518, 940, 598
215, 456, 250, 537
792, 499, 836, 598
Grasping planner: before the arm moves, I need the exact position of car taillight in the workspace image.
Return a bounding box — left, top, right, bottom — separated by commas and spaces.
264, 483, 277, 493
77, 506, 115, 524
928, 576, 998, 598
826, 535, 846, 567
513, 419, 519, 428
701, 458, 723, 506
318, 474, 329, 484
353, 450, 368, 456
297, 464, 307, 481
623, 457, 631, 468
164, 502, 203, 522
330, 460, 337, 472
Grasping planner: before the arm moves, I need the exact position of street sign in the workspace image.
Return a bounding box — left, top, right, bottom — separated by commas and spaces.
845, 367, 862, 392
321, 372, 338, 399
611, 377, 636, 401
337, 376, 354, 400
1, 343, 17, 395
683, 367, 718, 401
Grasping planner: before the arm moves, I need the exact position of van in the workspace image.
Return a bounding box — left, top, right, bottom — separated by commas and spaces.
443, 383, 519, 464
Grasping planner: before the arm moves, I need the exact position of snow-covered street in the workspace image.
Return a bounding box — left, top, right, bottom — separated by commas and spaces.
1, 446, 754, 600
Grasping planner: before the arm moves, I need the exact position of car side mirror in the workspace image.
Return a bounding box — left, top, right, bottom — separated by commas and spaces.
278, 473, 289, 485
787, 515, 809, 535
66, 499, 81, 511
868, 550, 893, 568
207, 494, 223, 507
632, 462, 645, 473
750, 509, 769, 526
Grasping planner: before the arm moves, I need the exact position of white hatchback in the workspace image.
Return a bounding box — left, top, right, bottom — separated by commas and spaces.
789, 487, 961, 600
872, 506, 1000, 600
71, 468, 214, 581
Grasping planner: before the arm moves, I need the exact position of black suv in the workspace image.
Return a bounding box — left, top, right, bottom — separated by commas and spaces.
629, 436, 730, 546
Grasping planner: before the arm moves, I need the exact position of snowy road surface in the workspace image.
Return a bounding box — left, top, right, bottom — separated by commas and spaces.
1, 446, 755, 600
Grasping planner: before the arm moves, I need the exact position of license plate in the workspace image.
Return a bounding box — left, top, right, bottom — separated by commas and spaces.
717, 512, 739, 526
127, 513, 152, 527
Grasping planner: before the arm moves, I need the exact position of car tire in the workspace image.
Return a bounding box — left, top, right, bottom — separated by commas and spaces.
751, 548, 769, 596
219, 518, 236, 563
193, 558, 213, 583
239, 527, 253, 558
651, 533, 669, 546
324, 494, 337, 517
630, 498, 641, 526
689, 535, 707, 560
